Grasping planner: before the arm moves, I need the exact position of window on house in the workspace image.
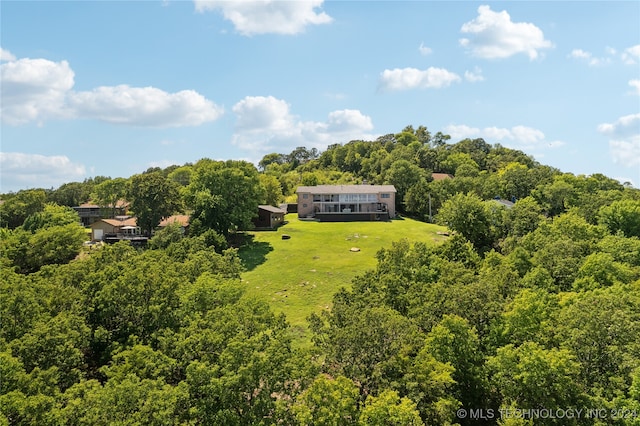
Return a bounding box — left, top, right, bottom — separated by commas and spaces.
303, 194, 308, 199
381, 193, 390, 199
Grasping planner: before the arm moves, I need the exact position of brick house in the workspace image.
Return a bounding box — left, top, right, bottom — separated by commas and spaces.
296, 184, 396, 221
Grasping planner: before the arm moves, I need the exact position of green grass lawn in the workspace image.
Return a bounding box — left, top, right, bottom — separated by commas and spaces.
239, 214, 447, 342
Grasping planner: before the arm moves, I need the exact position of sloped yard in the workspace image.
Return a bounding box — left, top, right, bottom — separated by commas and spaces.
239, 214, 447, 342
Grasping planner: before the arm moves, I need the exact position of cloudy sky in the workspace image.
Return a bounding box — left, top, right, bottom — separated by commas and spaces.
1, 1, 639, 192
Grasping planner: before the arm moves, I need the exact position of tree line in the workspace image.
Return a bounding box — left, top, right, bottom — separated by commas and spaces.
1, 125, 640, 424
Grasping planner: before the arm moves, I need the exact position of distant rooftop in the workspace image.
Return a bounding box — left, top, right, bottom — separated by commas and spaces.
100, 217, 138, 227
491, 198, 515, 208
431, 173, 454, 181
297, 184, 396, 194
258, 205, 287, 213
159, 214, 190, 227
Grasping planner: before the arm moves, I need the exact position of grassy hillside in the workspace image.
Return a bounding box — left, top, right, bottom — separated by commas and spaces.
239, 214, 447, 341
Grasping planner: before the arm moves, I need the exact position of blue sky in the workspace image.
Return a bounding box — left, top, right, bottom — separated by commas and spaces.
1, 1, 639, 192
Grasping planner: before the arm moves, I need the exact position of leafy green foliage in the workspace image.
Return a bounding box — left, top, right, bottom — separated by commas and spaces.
128, 172, 182, 235
187, 159, 263, 237
91, 177, 128, 218
148, 221, 185, 250
0, 189, 47, 229
599, 199, 640, 237
487, 342, 585, 419
2, 125, 640, 425
359, 390, 424, 426
292, 375, 360, 425
436, 193, 497, 251
1, 219, 86, 274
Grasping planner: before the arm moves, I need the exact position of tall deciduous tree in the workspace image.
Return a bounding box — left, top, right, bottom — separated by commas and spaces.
424, 315, 488, 413
598, 199, 640, 237
128, 172, 181, 236
92, 177, 128, 218
0, 189, 47, 229
359, 390, 424, 426
258, 174, 284, 207
292, 375, 360, 425
487, 342, 584, 414
186, 159, 263, 237
48, 181, 90, 207
22, 204, 80, 232
385, 160, 426, 213
437, 193, 495, 251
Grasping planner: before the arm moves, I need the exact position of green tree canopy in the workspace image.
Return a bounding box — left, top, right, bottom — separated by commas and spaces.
128, 172, 181, 235
186, 159, 263, 237
599, 199, 640, 237
436, 193, 496, 251
0, 189, 47, 229
92, 177, 128, 218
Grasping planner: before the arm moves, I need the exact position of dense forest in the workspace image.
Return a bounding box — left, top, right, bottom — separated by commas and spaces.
2, 125, 640, 425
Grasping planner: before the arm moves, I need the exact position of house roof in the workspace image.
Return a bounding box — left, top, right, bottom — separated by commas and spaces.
491, 198, 515, 208
76, 199, 129, 209
159, 215, 190, 227
296, 184, 396, 194
258, 205, 286, 214
431, 173, 454, 181
93, 217, 138, 228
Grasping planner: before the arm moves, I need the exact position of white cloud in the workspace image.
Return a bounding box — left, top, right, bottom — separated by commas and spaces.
0, 152, 86, 191
232, 95, 294, 132
622, 44, 640, 64
464, 66, 484, 82
230, 95, 375, 153
568, 48, 611, 66
418, 42, 432, 56
598, 113, 640, 168
459, 5, 553, 60
609, 138, 640, 168
629, 79, 640, 96
379, 67, 461, 91
325, 109, 373, 133
194, 0, 332, 36
510, 125, 545, 144
568, 49, 591, 60
1, 57, 75, 125
571, 45, 640, 66
0, 48, 16, 62
1, 54, 223, 127
444, 123, 563, 150
597, 113, 640, 137
68, 85, 223, 127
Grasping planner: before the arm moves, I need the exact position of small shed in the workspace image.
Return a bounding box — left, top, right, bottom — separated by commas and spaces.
253, 205, 286, 229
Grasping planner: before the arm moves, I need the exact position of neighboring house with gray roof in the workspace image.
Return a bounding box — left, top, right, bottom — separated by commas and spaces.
73, 200, 129, 226
296, 184, 396, 221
